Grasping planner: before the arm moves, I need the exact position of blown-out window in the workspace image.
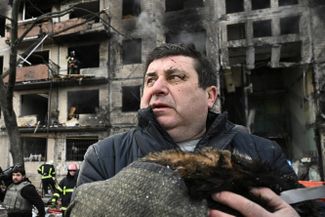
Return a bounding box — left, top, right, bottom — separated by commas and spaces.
228, 47, 246, 66
122, 0, 141, 18
21, 1, 51, 20
280, 41, 301, 62
68, 44, 100, 69
225, 0, 244, 14
122, 86, 140, 112
22, 137, 47, 162
21, 93, 48, 125
165, 0, 203, 12
227, 23, 246, 41
253, 20, 272, 38
70, 1, 100, 22
66, 137, 98, 161
280, 16, 300, 35
278, 0, 298, 6
0, 17, 5, 37
252, 0, 270, 10
0, 56, 3, 75
67, 89, 99, 120
21, 50, 49, 66
122, 39, 142, 64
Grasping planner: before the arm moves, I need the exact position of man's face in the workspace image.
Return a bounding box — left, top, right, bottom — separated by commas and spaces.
68, 170, 77, 176
12, 172, 24, 184
141, 55, 217, 142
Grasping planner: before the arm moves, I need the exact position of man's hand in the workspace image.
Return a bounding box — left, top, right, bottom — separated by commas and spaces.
208, 187, 300, 217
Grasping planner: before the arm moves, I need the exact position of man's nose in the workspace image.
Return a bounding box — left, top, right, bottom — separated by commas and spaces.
151, 77, 169, 96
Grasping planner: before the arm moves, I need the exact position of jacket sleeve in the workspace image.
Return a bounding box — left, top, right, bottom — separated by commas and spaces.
268, 141, 297, 178
77, 145, 106, 186
37, 165, 43, 175
21, 185, 46, 217
76, 138, 116, 187
252, 135, 297, 179
52, 179, 63, 203
76, 132, 138, 187
232, 133, 297, 180
51, 165, 56, 177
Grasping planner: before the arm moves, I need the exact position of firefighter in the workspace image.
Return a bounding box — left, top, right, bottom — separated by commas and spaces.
51, 163, 78, 215
67, 50, 80, 75
37, 161, 56, 196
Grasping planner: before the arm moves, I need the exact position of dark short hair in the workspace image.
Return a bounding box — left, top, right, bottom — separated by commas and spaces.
12, 164, 25, 176
145, 43, 217, 89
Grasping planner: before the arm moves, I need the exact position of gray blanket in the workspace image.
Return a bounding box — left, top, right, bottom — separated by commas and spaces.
66, 161, 208, 217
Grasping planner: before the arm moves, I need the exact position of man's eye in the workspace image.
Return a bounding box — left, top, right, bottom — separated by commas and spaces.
169, 74, 185, 81
146, 78, 155, 86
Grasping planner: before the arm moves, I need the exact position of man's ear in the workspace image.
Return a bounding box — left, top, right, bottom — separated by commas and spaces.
206, 86, 218, 109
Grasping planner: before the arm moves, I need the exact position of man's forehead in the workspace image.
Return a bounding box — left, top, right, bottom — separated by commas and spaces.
145, 66, 180, 75
145, 56, 196, 74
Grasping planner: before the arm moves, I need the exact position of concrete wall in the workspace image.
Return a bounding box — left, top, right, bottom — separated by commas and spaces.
284, 67, 317, 160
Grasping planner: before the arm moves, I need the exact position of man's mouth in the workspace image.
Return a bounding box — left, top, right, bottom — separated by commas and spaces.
151, 103, 170, 110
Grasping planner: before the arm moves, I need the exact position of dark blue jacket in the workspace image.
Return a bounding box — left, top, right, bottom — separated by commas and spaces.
77, 108, 296, 186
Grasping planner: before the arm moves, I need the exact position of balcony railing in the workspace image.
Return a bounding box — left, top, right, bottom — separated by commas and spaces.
7, 18, 105, 41
3, 64, 49, 83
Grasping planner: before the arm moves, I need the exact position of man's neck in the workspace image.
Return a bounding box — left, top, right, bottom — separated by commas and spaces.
177, 139, 200, 152
167, 126, 206, 143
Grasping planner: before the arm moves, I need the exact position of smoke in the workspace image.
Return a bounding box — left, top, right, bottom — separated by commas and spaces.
135, 12, 162, 38
169, 30, 206, 54
172, 31, 199, 44
0, 0, 9, 17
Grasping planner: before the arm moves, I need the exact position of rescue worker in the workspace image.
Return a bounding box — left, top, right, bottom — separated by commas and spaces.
67, 50, 80, 75
3, 165, 45, 217
51, 163, 78, 215
37, 161, 56, 196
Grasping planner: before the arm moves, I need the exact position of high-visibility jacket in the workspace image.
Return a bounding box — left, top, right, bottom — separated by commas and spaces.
52, 173, 77, 211
37, 164, 56, 180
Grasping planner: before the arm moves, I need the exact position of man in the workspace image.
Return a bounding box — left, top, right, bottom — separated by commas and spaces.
67, 50, 80, 75
76, 43, 299, 216
51, 163, 78, 215
3, 165, 45, 217
37, 161, 56, 196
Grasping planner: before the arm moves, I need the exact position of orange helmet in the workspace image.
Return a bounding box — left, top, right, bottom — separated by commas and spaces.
68, 163, 78, 171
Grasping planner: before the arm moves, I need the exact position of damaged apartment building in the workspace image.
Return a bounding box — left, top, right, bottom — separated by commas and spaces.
0, 0, 325, 180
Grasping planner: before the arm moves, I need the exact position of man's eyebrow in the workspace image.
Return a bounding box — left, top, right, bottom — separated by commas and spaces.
144, 72, 157, 77
165, 67, 185, 75
145, 68, 185, 77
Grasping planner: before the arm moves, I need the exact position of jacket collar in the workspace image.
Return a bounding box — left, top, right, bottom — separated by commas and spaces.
196, 111, 236, 149
137, 108, 235, 147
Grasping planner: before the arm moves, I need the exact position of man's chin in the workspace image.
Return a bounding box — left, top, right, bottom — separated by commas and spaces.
156, 117, 178, 130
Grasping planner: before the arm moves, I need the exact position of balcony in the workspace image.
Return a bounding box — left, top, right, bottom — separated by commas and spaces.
53, 18, 96, 37
3, 64, 49, 83
7, 18, 108, 43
